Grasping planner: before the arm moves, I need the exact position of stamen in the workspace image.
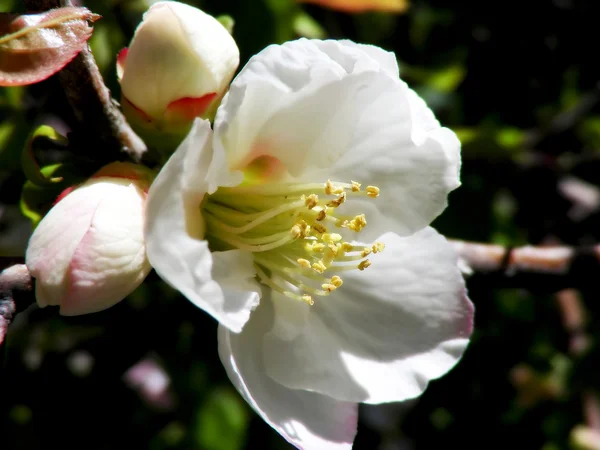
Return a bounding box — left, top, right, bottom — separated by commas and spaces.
327, 192, 346, 207
366, 186, 380, 198
203, 178, 382, 305
358, 260, 372, 270
305, 194, 319, 209
297, 258, 311, 268
372, 242, 385, 253
348, 214, 367, 232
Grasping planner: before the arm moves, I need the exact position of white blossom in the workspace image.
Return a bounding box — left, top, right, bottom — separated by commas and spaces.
146, 39, 473, 449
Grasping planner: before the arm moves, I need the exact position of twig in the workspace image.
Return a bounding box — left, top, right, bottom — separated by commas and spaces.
555, 289, 600, 434
0, 264, 34, 347
23, 0, 147, 162
451, 240, 600, 291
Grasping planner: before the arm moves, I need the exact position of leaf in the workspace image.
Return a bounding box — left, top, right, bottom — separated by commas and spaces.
195, 387, 249, 450
0, 7, 100, 86
20, 163, 83, 229
22, 125, 68, 186
216, 15, 235, 35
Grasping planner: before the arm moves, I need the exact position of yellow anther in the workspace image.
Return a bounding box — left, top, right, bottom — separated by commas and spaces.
302, 294, 314, 306
366, 186, 380, 198
312, 261, 327, 273
351, 181, 361, 192
325, 180, 344, 195
342, 242, 354, 252
361, 247, 372, 258
316, 209, 327, 221
297, 258, 311, 268
372, 242, 385, 253
312, 223, 327, 234
348, 214, 367, 232
305, 241, 325, 252
305, 194, 319, 209
330, 275, 343, 287
327, 192, 346, 208
328, 243, 341, 256
290, 220, 309, 238
358, 260, 371, 271
322, 283, 337, 292
322, 233, 342, 243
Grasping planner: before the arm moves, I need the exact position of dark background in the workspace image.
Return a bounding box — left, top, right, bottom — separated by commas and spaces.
2, 0, 600, 449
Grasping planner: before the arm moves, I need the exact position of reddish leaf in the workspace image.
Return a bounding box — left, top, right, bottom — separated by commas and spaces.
0, 7, 100, 86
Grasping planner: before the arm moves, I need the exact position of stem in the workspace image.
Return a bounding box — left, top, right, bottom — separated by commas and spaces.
23, 0, 148, 163
0, 264, 34, 348
450, 239, 600, 291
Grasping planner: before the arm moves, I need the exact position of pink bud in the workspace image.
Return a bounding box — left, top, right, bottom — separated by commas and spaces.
25, 162, 154, 316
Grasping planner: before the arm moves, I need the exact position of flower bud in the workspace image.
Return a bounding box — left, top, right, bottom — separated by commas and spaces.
25, 162, 154, 316
119, 1, 239, 137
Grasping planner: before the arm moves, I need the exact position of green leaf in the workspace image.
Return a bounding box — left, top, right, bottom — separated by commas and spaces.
20, 163, 82, 229
293, 12, 325, 39
22, 125, 68, 186
195, 387, 249, 450
216, 15, 235, 35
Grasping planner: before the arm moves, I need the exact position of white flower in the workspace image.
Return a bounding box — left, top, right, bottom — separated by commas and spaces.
145, 39, 473, 449
26, 162, 153, 316
119, 1, 239, 127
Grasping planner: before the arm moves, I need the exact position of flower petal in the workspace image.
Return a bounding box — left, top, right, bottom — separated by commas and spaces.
214, 39, 460, 236
145, 120, 258, 332
61, 179, 151, 315
262, 228, 474, 404
218, 300, 357, 450
26, 183, 104, 307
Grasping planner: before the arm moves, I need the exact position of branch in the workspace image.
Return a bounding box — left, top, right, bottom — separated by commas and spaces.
451, 240, 600, 291
0, 264, 34, 347
23, 0, 147, 162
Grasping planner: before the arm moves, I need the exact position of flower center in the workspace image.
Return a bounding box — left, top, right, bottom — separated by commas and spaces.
202, 180, 383, 305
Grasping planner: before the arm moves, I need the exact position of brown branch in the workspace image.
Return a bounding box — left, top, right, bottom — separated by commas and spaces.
0, 264, 34, 347
23, 0, 147, 162
451, 240, 600, 291
555, 289, 600, 435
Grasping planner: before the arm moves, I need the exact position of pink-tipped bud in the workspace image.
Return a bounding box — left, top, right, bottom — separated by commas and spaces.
25, 162, 154, 316
119, 1, 239, 131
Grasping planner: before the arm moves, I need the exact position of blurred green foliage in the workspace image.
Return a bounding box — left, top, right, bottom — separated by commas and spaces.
2, 0, 600, 449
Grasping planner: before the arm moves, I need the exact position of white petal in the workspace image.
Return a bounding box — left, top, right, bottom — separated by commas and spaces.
263, 228, 474, 404
62, 179, 150, 315
214, 38, 460, 236
218, 301, 357, 450
26, 184, 105, 307
336, 40, 400, 79
145, 120, 257, 332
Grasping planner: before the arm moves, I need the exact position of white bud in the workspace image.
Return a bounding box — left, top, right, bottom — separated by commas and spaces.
25, 163, 154, 316
119, 1, 240, 125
